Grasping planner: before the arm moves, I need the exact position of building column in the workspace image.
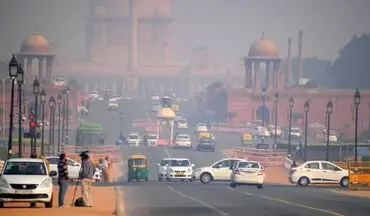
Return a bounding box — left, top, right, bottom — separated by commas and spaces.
45, 57, 53, 84
26, 57, 33, 83
253, 61, 260, 93
274, 61, 282, 89
38, 57, 44, 83
265, 61, 271, 89
245, 61, 252, 88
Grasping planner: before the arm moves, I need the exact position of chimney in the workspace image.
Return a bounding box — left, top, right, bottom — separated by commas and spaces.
298, 30, 303, 83
287, 37, 292, 86
128, 0, 138, 70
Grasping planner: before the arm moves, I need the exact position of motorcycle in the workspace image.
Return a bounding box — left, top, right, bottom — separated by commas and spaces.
116, 137, 126, 145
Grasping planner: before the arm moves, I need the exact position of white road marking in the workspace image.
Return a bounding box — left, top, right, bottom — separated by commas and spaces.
164, 147, 171, 158
226, 187, 344, 216
168, 186, 228, 216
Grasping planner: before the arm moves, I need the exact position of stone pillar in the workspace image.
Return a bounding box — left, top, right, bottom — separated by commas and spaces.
38, 58, 44, 83
253, 61, 260, 94
265, 61, 272, 89
45, 57, 53, 84
273, 61, 281, 89
26, 57, 33, 83
245, 61, 252, 88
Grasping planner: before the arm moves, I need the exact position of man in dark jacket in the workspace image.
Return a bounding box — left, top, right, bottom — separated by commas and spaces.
79, 152, 95, 207
58, 153, 69, 207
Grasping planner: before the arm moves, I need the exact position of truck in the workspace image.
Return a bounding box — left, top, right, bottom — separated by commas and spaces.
76, 123, 106, 148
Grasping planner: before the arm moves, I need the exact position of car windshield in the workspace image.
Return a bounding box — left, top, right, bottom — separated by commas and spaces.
160, 160, 169, 166
129, 135, 139, 139
291, 128, 300, 132
178, 120, 186, 124
170, 160, 190, 167
129, 158, 145, 166
3, 161, 47, 175
238, 162, 260, 169
109, 100, 118, 104
54, 78, 65, 82
148, 135, 157, 140
176, 135, 189, 139
197, 123, 206, 127
89, 91, 99, 95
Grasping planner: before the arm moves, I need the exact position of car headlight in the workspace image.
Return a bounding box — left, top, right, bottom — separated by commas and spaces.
40, 178, 52, 188
0, 178, 9, 188
168, 168, 173, 173
187, 168, 192, 173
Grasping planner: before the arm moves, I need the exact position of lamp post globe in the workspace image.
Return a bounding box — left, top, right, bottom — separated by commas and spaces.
49, 96, 56, 109
40, 88, 46, 103
262, 87, 266, 97
289, 97, 294, 108
304, 101, 309, 113
8, 54, 18, 78
65, 85, 70, 95
326, 100, 333, 114
274, 93, 279, 103
16, 64, 24, 85
57, 93, 62, 104
33, 78, 40, 95
354, 88, 360, 107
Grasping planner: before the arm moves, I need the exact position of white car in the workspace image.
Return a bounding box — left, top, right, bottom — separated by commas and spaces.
52, 77, 66, 87
192, 158, 246, 184
108, 98, 119, 110
151, 95, 160, 101
157, 158, 171, 181
176, 119, 188, 129
268, 125, 282, 137
0, 158, 57, 208
290, 127, 301, 138
195, 123, 208, 133
174, 112, 185, 121
174, 134, 192, 149
144, 134, 158, 146
88, 91, 100, 100
230, 160, 265, 189
164, 158, 194, 181
289, 160, 349, 187
253, 126, 270, 137
151, 102, 161, 112
46, 157, 102, 182
127, 133, 141, 146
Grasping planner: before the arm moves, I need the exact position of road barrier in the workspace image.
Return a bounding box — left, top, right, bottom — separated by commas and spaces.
347, 162, 370, 190
157, 139, 170, 146
230, 147, 287, 167
145, 126, 163, 132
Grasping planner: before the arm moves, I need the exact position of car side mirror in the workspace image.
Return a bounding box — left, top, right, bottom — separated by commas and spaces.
229, 166, 234, 170
191, 164, 195, 167
49, 171, 57, 177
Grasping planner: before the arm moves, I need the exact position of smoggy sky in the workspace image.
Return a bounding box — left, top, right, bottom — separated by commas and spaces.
0, 0, 369, 63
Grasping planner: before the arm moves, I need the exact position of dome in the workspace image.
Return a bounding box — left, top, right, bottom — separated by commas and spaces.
157, 107, 175, 119
20, 32, 51, 54
248, 35, 279, 58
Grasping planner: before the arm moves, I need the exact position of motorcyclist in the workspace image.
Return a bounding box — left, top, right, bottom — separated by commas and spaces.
118, 132, 125, 141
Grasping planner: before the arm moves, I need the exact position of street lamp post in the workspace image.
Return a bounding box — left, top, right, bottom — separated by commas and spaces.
16, 64, 24, 158
61, 89, 66, 149
326, 100, 333, 161
261, 87, 266, 127
32, 77, 40, 157
57, 93, 62, 153
40, 89, 46, 156
274, 93, 279, 148
48, 96, 56, 155
288, 97, 294, 155
354, 89, 361, 162
8, 54, 18, 159
65, 86, 70, 145
304, 101, 310, 161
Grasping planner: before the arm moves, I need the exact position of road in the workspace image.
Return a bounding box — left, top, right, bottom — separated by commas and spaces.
88, 99, 370, 216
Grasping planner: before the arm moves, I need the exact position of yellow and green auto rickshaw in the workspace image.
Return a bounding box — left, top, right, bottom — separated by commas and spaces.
241, 132, 253, 147
127, 154, 149, 182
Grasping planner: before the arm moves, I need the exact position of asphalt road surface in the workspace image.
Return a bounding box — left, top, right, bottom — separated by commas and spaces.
87, 99, 370, 216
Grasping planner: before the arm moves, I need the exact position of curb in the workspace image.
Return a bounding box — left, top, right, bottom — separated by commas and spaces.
115, 186, 125, 216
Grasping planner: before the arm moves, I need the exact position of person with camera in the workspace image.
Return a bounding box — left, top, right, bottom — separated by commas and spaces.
58, 153, 69, 207
79, 151, 95, 207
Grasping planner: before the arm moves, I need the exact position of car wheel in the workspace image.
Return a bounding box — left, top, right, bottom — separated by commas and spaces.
166, 178, 171, 182
230, 182, 236, 188
145, 177, 149, 182
30, 202, 36, 208
189, 178, 193, 182
340, 177, 349, 187
257, 184, 263, 189
158, 177, 162, 181
128, 177, 131, 182
45, 195, 53, 208
200, 173, 212, 184
298, 177, 310, 186
0, 202, 4, 208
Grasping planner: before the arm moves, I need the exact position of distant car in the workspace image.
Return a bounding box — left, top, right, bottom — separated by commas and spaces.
195, 123, 208, 133
196, 138, 215, 152
174, 134, 192, 149
157, 158, 170, 181
88, 91, 100, 100
52, 77, 66, 87
289, 160, 349, 187
144, 134, 158, 146
175, 119, 188, 129
0, 158, 57, 208
152, 102, 161, 112
267, 125, 282, 137
108, 98, 119, 110
230, 160, 265, 189
164, 158, 194, 181
192, 158, 246, 184
127, 133, 141, 146
290, 127, 301, 138
151, 95, 160, 101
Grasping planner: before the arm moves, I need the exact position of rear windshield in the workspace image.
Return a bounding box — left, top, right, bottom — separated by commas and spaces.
148, 135, 157, 140
170, 160, 190, 167
177, 135, 189, 139
129, 158, 145, 166
238, 162, 260, 169
178, 120, 187, 124
3, 161, 47, 175
129, 135, 139, 139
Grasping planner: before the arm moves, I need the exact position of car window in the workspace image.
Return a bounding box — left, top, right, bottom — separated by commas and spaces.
304, 162, 320, 169
66, 159, 77, 166
238, 161, 260, 169
160, 160, 169, 166
321, 162, 341, 171
3, 161, 47, 175
170, 160, 190, 167
212, 160, 231, 168
177, 135, 189, 139
47, 158, 58, 165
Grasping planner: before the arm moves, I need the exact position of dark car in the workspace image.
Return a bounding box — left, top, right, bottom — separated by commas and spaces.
196, 138, 215, 152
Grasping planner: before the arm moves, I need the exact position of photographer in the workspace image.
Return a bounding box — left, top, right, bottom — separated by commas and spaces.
79, 151, 95, 207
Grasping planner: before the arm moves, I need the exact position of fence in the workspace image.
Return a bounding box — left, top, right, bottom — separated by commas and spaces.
231, 147, 287, 167
347, 162, 370, 190
132, 118, 157, 128
210, 123, 252, 133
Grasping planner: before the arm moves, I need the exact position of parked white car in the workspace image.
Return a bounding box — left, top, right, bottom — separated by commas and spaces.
46, 157, 102, 182
165, 158, 194, 181
108, 98, 119, 110
88, 91, 100, 100
157, 158, 171, 181
0, 158, 57, 208
268, 125, 282, 137
127, 133, 141, 146
192, 158, 246, 184
290, 127, 301, 138
289, 160, 349, 187
230, 161, 265, 189
175, 119, 188, 129
174, 134, 192, 149
252, 126, 270, 137
195, 123, 208, 133
144, 134, 158, 146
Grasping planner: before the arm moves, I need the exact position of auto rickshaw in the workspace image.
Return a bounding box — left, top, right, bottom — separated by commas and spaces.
127, 155, 149, 182
241, 132, 253, 147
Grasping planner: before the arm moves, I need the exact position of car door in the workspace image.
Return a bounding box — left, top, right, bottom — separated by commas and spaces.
66, 159, 81, 179
302, 162, 322, 183
212, 159, 232, 180
320, 162, 343, 183
47, 158, 58, 176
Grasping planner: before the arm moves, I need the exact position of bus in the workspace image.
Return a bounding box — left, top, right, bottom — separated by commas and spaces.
76, 123, 106, 148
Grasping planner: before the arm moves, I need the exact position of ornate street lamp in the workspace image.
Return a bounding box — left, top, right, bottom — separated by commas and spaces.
326, 100, 333, 161
261, 87, 266, 127
354, 89, 361, 162
16, 64, 24, 157
32, 77, 40, 157
273, 93, 279, 148
40, 88, 46, 156
48, 96, 56, 155
288, 96, 294, 155
61, 89, 66, 149
304, 101, 310, 161
7, 54, 18, 159
57, 93, 62, 153
65, 86, 70, 145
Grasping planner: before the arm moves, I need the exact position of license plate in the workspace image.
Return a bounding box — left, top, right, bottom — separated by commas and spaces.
175, 175, 185, 177
15, 190, 33, 194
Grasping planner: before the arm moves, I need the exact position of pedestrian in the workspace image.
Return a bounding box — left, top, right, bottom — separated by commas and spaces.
102, 157, 109, 182
58, 153, 69, 207
79, 151, 94, 207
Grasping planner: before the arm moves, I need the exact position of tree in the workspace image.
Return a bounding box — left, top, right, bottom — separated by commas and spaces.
327, 33, 370, 89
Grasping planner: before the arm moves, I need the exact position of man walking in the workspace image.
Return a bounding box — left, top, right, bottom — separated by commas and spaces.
58, 153, 69, 207
79, 151, 95, 207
